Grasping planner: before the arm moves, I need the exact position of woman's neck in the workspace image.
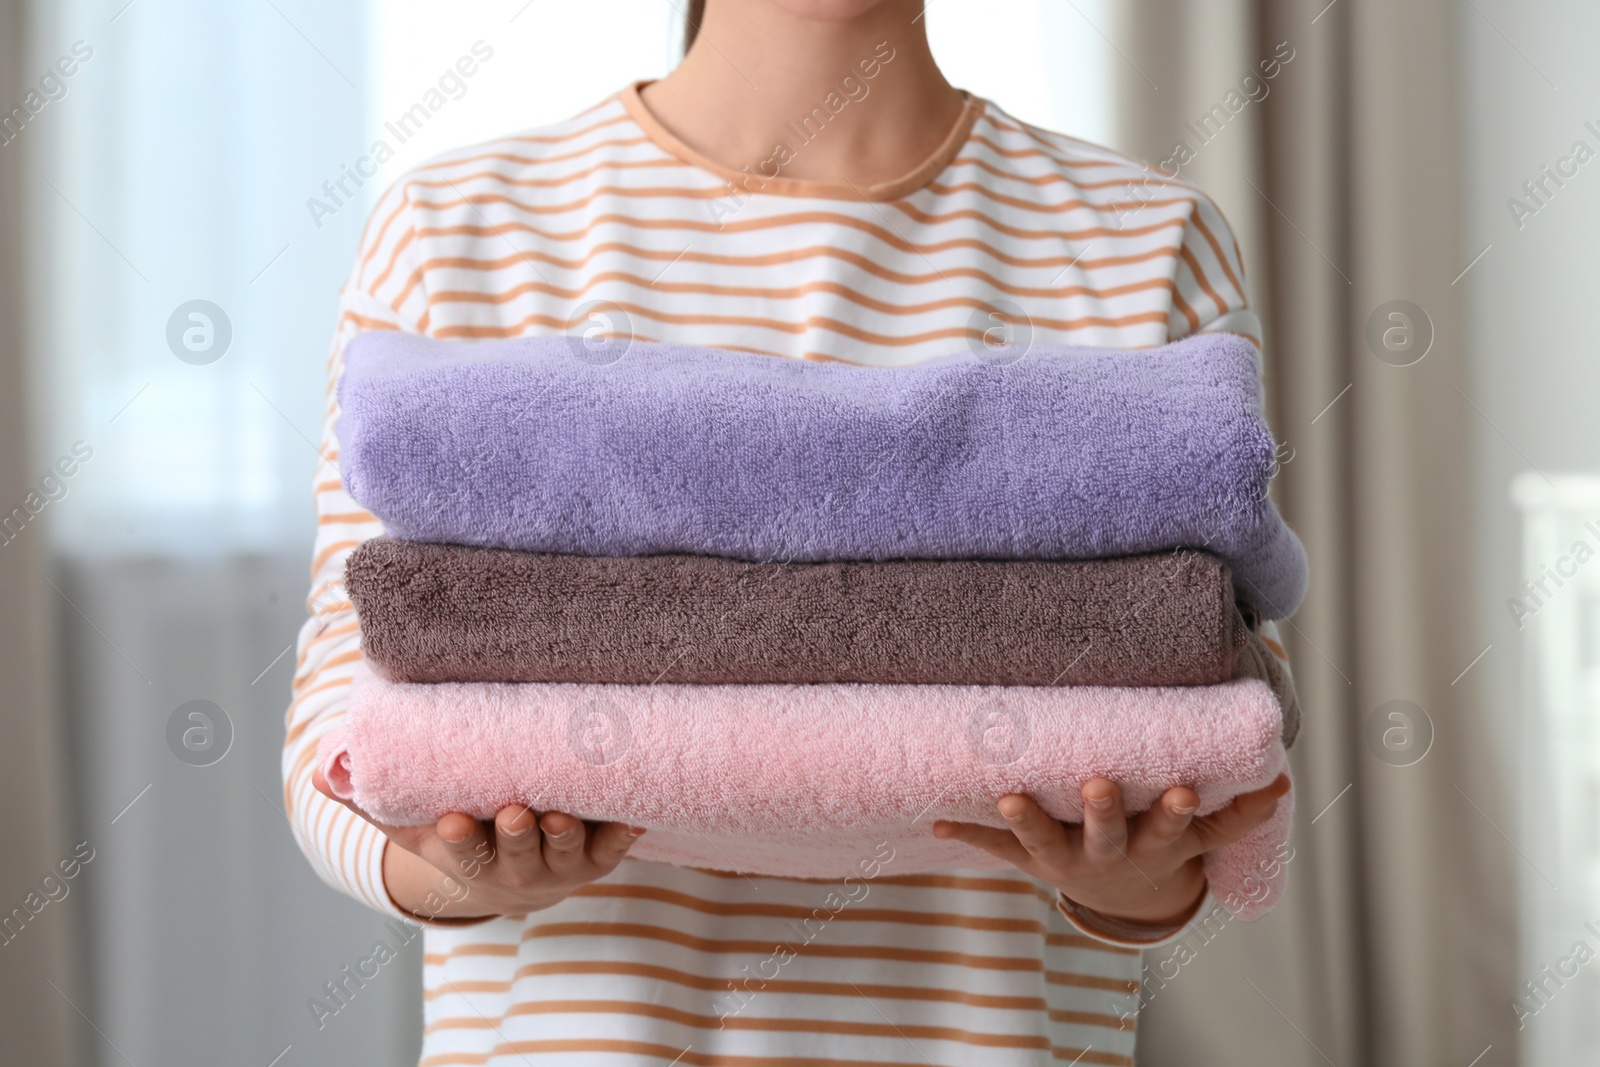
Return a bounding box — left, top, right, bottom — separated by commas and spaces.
640, 0, 965, 188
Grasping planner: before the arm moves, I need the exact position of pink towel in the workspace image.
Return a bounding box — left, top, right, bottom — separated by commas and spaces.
320, 668, 1292, 919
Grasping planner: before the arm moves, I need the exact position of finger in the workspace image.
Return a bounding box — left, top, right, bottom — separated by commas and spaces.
485, 805, 548, 888
1188, 774, 1290, 857
493, 804, 541, 858
311, 767, 430, 854
996, 794, 1072, 865
538, 811, 590, 876
435, 812, 494, 881
931, 819, 1034, 870
1080, 778, 1129, 859
1132, 786, 1199, 853
587, 821, 646, 874
493, 803, 544, 875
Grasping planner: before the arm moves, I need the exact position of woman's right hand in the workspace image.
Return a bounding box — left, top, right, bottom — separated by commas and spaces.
313, 768, 644, 922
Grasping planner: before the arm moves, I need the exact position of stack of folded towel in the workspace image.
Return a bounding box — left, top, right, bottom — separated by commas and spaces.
319, 331, 1307, 919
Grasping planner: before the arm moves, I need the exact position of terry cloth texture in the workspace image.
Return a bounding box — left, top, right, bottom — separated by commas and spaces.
336, 331, 1308, 618
346, 538, 1248, 688
319, 667, 1293, 920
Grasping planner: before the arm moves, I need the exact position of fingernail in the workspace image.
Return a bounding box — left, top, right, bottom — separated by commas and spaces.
628, 826, 647, 836
501, 820, 532, 838
1171, 803, 1197, 816
1087, 794, 1114, 810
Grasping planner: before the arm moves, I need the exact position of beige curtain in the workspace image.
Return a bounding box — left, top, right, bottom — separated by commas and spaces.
0, 0, 81, 1062
1111, 3, 1515, 1065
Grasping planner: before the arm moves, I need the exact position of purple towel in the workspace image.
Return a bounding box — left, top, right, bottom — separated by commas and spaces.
338, 332, 1307, 617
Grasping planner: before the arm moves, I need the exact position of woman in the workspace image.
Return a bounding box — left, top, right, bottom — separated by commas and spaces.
290, 1, 1290, 1062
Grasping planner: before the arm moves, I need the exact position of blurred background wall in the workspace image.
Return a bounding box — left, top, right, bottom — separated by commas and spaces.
0, 4, 79, 1064
1, 2, 1594, 1065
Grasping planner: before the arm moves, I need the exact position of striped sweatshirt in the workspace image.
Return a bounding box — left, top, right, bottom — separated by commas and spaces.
284, 82, 1282, 1067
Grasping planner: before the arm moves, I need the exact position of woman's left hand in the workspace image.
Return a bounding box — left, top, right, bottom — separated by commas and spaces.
932, 774, 1290, 927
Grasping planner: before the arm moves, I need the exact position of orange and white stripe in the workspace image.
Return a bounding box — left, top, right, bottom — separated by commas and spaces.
285, 82, 1277, 1066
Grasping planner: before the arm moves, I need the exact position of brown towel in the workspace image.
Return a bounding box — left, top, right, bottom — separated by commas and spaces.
346, 538, 1249, 688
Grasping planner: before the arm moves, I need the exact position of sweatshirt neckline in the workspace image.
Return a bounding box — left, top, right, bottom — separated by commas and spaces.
619, 80, 982, 202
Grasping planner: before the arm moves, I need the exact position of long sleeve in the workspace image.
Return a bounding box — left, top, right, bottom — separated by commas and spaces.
282, 179, 430, 919
1169, 190, 1263, 348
